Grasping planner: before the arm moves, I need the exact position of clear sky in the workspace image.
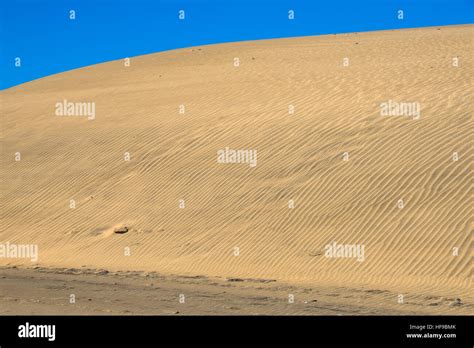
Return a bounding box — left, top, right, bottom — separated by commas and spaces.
1, 0, 472, 90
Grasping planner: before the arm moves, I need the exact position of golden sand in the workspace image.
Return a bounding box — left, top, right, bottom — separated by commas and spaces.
1, 26, 472, 313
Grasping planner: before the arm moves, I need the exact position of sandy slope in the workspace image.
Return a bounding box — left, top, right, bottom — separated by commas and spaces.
1, 25, 472, 313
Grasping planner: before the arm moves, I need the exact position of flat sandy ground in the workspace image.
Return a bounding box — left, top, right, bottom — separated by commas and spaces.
1, 25, 472, 315
1, 266, 471, 315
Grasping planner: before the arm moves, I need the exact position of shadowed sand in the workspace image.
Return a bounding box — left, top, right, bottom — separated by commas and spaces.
0, 266, 471, 315
1, 25, 472, 314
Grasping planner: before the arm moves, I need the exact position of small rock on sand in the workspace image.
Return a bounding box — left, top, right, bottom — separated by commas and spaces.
450, 298, 462, 306
95, 270, 109, 276
114, 226, 129, 234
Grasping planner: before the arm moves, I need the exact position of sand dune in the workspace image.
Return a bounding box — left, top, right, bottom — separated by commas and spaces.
1, 25, 472, 313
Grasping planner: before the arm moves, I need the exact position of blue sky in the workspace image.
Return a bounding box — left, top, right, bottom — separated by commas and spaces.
0, 0, 472, 90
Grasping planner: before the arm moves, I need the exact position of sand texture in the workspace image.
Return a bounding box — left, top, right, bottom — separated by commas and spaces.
1, 25, 472, 314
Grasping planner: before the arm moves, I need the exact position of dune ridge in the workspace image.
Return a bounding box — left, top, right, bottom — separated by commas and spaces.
1, 25, 472, 307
